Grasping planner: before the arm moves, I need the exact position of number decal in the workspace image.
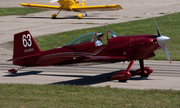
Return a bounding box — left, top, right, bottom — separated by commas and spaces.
22, 34, 32, 47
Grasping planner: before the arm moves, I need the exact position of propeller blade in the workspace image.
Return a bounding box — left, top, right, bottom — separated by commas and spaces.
154, 18, 161, 36
154, 18, 171, 63
157, 36, 171, 63
162, 44, 171, 63
50, 0, 59, 3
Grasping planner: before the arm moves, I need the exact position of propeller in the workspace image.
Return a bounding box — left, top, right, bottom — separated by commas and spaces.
50, 0, 59, 3
154, 18, 171, 63
154, 18, 161, 36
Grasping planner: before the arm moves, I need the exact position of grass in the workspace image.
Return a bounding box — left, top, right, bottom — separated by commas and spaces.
34, 12, 180, 61
0, 84, 180, 108
0, 7, 47, 16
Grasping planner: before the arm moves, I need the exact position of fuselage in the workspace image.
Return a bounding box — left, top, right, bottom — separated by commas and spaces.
14, 34, 159, 66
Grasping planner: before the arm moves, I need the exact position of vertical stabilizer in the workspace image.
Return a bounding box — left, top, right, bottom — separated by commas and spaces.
82, 0, 86, 6
13, 30, 41, 58
11, 30, 41, 66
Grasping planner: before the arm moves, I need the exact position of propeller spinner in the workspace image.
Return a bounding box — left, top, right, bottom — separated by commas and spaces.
154, 18, 171, 63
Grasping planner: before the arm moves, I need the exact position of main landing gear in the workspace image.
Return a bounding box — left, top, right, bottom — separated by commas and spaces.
108, 60, 153, 82
52, 9, 62, 19
51, 8, 86, 19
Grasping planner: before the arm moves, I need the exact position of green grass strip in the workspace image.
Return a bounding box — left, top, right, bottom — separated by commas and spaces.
0, 84, 180, 108
0, 7, 47, 16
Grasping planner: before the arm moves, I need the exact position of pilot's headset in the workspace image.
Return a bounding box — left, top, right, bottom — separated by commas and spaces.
96, 32, 103, 37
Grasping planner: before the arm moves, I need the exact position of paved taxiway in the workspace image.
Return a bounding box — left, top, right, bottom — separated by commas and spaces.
0, 0, 180, 90
1, 56, 180, 90
0, 57, 180, 90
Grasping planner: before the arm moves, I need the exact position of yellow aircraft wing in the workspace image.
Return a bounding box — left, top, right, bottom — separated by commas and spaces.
20, 3, 61, 10
71, 5, 123, 12
20, 3, 122, 11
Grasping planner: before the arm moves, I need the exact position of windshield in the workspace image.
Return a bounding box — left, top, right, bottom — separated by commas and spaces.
66, 32, 96, 46
107, 30, 119, 39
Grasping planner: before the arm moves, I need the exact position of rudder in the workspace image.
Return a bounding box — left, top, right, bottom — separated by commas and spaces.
82, 0, 86, 6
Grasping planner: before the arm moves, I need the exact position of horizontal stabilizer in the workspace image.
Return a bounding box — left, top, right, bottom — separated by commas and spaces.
7, 53, 41, 62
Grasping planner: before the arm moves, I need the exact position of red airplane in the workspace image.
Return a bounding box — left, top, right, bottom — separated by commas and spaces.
8, 22, 170, 82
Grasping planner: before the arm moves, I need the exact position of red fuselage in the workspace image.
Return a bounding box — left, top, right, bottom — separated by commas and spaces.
13, 34, 159, 67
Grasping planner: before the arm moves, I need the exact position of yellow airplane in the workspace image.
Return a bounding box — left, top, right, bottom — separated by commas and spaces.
20, 0, 123, 19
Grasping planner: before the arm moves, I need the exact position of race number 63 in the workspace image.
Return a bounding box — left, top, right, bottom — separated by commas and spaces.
22, 34, 32, 47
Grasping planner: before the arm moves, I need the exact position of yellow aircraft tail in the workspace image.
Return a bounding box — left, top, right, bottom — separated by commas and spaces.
82, 0, 86, 6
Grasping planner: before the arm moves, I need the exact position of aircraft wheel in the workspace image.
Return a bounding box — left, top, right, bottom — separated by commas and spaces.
52, 13, 57, 19
140, 67, 152, 77
77, 14, 82, 19
8, 69, 17, 74
141, 74, 149, 78
118, 79, 128, 82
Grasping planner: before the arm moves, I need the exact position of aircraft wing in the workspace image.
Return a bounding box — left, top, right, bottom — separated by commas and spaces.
86, 56, 127, 60
71, 4, 123, 12
20, 3, 122, 11
20, 3, 61, 10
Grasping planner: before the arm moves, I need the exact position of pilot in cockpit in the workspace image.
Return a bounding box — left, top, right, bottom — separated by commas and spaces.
95, 32, 104, 46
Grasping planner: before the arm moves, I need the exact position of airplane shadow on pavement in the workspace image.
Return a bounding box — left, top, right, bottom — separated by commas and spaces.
43, 70, 153, 85
17, 16, 117, 20
3, 71, 43, 77
3, 70, 152, 85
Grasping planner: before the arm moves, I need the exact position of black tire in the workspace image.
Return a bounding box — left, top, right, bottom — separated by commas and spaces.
140, 74, 149, 77
118, 79, 128, 82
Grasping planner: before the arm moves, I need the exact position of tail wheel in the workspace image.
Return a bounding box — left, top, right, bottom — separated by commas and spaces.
8, 69, 17, 74
52, 13, 57, 19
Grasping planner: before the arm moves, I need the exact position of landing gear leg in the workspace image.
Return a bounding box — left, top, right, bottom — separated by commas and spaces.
52, 9, 62, 19
126, 60, 135, 72
139, 60, 149, 77
118, 60, 135, 82
70, 8, 82, 19
139, 60, 145, 77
